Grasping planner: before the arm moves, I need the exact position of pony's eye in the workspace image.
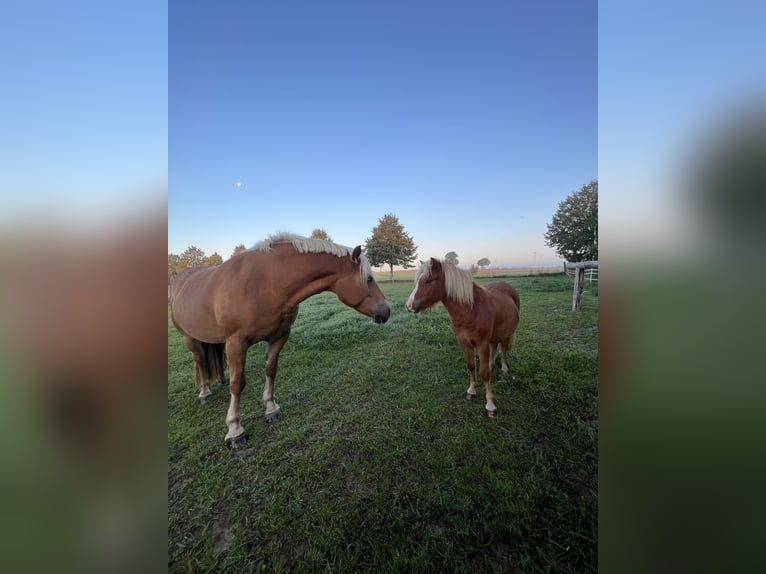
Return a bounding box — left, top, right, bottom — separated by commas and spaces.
425, 279, 432, 285
367, 276, 373, 284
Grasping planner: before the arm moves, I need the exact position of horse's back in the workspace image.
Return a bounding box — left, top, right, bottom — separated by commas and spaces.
484, 282, 520, 341
485, 281, 520, 310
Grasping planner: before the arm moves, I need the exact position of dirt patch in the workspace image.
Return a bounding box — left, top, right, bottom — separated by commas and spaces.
211, 519, 237, 553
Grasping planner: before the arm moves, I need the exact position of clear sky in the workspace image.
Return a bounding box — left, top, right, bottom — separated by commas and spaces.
169, 1, 597, 268
599, 1, 766, 261
0, 1, 167, 225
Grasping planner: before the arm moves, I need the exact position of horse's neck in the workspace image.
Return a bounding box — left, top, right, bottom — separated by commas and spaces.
281, 254, 347, 306
442, 293, 473, 321
441, 284, 480, 324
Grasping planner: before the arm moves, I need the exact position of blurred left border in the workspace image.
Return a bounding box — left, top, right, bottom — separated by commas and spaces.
0, 2, 167, 573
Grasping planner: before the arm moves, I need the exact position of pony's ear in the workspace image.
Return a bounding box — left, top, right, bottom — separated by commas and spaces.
430, 257, 442, 272
352, 245, 362, 262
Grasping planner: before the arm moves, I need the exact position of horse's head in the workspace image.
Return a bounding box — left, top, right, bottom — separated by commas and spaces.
333, 246, 391, 324
406, 258, 446, 313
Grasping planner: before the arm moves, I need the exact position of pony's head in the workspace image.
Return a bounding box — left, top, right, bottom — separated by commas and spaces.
333, 245, 391, 324
406, 257, 474, 313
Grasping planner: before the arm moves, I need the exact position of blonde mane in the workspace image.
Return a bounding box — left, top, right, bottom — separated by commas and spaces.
249, 233, 373, 281
416, 259, 476, 307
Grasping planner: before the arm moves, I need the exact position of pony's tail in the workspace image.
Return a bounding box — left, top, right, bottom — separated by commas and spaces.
510, 285, 521, 311
202, 342, 228, 385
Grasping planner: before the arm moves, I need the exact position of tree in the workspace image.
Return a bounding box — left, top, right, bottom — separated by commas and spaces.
204, 252, 223, 266
444, 251, 459, 266
178, 246, 206, 273
168, 253, 181, 283
231, 244, 247, 258
364, 213, 417, 281
310, 228, 332, 242
544, 180, 598, 262
477, 257, 490, 269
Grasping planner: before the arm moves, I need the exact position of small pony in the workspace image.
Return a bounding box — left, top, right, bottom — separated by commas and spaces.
170, 233, 391, 447
406, 258, 520, 416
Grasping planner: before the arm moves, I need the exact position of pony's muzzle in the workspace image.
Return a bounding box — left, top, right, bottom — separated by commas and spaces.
407, 300, 421, 313
373, 302, 391, 324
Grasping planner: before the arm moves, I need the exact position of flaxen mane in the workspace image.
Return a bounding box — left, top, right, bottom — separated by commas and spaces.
249, 233, 373, 281
415, 259, 476, 307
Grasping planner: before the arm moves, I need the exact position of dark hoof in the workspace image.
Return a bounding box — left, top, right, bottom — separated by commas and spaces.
466, 393, 476, 401
219, 377, 229, 386
199, 394, 212, 404
225, 433, 248, 449
486, 410, 497, 418
265, 409, 282, 423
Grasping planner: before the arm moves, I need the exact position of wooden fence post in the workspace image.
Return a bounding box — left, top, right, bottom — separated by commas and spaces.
567, 261, 598, 311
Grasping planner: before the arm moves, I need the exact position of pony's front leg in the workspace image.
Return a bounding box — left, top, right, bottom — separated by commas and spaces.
478, 343, 497, 416
263, 335, 289, 422
462, 344, 479, 401
224, 336, 249, 448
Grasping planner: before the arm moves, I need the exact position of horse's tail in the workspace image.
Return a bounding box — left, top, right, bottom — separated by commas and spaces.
201, 342, 228, 385
509, 284, 520, 311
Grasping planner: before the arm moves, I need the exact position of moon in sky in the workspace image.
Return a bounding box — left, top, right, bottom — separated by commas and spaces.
236, 181, 242, 187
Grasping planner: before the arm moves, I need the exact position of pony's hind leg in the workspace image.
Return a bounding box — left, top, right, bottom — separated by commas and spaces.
224, 335, 249, 448
182, 335, 213, 402
499, 341, 510, 373
210, 343, 228, 385
461, 344, 479, 401
488, 344, 498, 370
262, 335, 289, 422
500, 333, 516, 374
478, 343, 497, 416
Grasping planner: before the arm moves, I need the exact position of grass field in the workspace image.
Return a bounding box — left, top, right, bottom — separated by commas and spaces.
168, 273, 598, 573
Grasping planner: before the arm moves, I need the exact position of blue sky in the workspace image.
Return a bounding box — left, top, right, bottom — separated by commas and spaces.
169, 1, 597, 268
0, 1, 167, 223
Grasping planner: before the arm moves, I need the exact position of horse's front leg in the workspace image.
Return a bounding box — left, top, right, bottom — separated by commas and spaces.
263, 335, 289, 422
224, 335, 249, 448
478, 343, 496, 416
462, 343, 479, 401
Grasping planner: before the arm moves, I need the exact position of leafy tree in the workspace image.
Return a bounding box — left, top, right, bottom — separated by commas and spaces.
204, 252, 223, 266
364, 213, 417, 281
477, 257, 490, 268
544, 180, 598, 262
231, 244, 247, 258
178, 246, 206, 273
168, 253, 181, 283
444, 251, 459, 266
310, 228, 332, 242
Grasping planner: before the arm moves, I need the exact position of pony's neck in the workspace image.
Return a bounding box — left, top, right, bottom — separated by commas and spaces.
441, 284, 477, 319
282, 252, 349, 307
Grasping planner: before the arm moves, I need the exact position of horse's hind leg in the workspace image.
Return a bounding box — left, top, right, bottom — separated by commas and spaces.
182, 335, 213, 402
210, 343, 228, 385
224, 335, 249, 448
499, 333, 516, 374
478, 343, 497, 416
262, 335, 289, 422
489, 344, 498, 370
462, 344, 479, 401
499, 341, 510, 373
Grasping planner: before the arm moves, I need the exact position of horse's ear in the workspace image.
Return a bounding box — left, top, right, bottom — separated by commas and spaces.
352, 245, 362, 262
430, 257, 442, 272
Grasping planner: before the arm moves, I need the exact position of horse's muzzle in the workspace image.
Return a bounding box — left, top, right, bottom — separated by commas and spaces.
373, 302, 391, 324
407, 300, 421, 313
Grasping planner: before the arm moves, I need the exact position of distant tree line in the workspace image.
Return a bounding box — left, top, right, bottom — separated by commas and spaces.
170, 183, 599, 288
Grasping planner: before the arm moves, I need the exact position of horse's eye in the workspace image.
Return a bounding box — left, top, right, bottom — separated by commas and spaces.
367, 276, 373, 284
425, 279, 432, 285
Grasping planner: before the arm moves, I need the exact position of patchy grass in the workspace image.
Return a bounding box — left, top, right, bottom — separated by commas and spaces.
168, 274, 597, 573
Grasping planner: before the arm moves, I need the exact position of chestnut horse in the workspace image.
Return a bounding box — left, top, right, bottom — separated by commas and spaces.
170, 234, 391, 447
406, 258, 520, 416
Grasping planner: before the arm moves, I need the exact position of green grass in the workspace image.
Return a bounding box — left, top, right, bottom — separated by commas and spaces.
168, 273, 597, 573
